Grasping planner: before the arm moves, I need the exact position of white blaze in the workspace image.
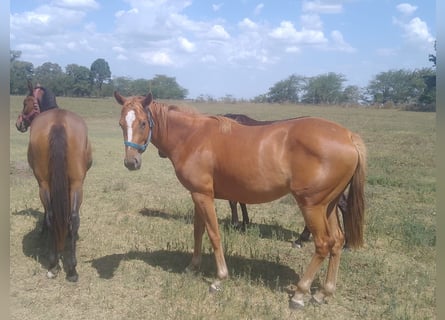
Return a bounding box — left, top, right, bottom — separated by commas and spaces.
126, 110, 136, 143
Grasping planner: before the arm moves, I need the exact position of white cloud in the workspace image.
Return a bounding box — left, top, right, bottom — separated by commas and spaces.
140, 51, 173, 66
10, 5, 87, 36
52, 0, 99, 9
396, 3, 417, 16
269, 21, 327, 44
394, 16, 434, 46
302, 0, 342, 14
300, 14, 323, 30
403, 17, 434, 43
239, 18, 258, 30
212, 3, 223, 11
178, 37, 196, 52
285, 46, 300, 53
207, 25, 230, 39
330, 30, 355, 52
201, 54, 216, 63
254, 3, 264, 15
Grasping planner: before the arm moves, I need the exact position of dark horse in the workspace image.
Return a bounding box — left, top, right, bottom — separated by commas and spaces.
114, 92, 366, 308
223, 113, 348, 248
16, 81, 92, 281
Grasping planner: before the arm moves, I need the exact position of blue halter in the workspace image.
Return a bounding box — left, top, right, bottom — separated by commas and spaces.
124, 108, 155, 152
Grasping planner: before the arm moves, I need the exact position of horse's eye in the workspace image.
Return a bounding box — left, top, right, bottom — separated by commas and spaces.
140, 121, 146, 129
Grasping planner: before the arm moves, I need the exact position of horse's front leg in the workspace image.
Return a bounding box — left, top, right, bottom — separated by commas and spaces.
186, 208, 205, 273
191, 192, 228, 292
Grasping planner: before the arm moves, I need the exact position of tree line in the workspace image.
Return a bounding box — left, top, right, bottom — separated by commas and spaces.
10, 50, 188, 100
10, 43, 435, 111
254, 68, 435, 111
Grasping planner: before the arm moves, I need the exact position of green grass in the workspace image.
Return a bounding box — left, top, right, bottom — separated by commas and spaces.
10, 96, 436, 319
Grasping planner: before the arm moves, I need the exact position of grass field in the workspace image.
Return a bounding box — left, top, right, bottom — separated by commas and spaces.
10, 95, 436, 319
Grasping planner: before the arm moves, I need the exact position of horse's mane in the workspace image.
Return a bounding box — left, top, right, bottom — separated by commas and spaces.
36, 86, 59, 112
150, 101, 234, 133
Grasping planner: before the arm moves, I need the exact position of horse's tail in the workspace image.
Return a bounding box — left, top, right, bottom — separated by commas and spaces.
49, 124, 70, 253
344, 133, 367, 249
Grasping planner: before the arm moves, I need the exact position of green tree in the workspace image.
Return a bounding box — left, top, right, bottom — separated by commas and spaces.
34, 62, 65, 95
90, 58, 111, 96
302, 72, 346, 104
112, 76, 132, 96
10, 60, 34, 94
366, 69, 429, 105
149, 74, 188, 99
65, 64, 92, 96
130, 78, 151, 96
10, 50, 21, 63
341, 85, 361, 104
267, 74, 304, 103
428, 40, 436, 67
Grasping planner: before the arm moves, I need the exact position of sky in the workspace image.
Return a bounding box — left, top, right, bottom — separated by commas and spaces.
10, 0, 436, 99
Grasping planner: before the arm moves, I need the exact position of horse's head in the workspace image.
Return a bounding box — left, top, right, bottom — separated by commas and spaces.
114, 91, 154, 170
16, 80, 44, 132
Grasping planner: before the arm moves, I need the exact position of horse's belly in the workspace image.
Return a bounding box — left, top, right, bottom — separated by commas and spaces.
213, 177, 289, 204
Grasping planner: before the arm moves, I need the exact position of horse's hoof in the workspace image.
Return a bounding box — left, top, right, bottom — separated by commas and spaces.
66, 273, 79, 282
310, 291, 326, 305
209, 282, 223, 293
289, 298, 304, 309
47, 270, 57, 279
292, 241, 302, 249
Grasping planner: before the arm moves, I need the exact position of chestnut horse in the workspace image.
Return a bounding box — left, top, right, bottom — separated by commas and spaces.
16, 81, 92, 282
223, 113, 349, 248
114, 91, 366, 308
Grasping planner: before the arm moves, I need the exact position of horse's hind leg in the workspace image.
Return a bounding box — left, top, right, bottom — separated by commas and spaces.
293, 226, 311, 248
38, 186, 51, 236
64, 188, 82, 282
311, 206, 345, 304
38, 184, 61, 279
289, 205, 333, 309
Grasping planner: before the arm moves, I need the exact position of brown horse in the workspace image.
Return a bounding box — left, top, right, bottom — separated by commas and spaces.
114, 91, 366, 308
223, 113, 349, 248
16, 81, 92, 282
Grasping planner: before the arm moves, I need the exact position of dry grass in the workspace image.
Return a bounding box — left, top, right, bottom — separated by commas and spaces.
10, 96, 435, 319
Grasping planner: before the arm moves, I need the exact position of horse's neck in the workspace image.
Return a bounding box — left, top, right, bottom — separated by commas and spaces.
151, 108, 199, 158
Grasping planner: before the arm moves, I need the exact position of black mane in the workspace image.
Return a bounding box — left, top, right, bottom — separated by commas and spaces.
36, 86, 59, 112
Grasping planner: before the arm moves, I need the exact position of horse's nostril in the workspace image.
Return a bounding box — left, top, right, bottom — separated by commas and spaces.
124, 157, 141, 170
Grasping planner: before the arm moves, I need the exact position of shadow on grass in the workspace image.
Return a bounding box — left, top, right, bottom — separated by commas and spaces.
90, 250, 299, 291
140, 207, 301, 243
14, 208, 50, 270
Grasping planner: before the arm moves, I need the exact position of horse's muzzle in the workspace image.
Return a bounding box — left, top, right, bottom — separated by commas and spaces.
124, 154, 142, 171
16, 117, 28, 132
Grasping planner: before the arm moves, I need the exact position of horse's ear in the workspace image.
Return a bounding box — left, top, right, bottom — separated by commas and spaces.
142, 92, 153, 109
27, 80, 33, 95
114, 91, 126, 105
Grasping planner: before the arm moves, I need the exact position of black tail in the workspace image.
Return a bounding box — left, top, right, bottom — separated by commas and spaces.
49, 125, 70, 252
